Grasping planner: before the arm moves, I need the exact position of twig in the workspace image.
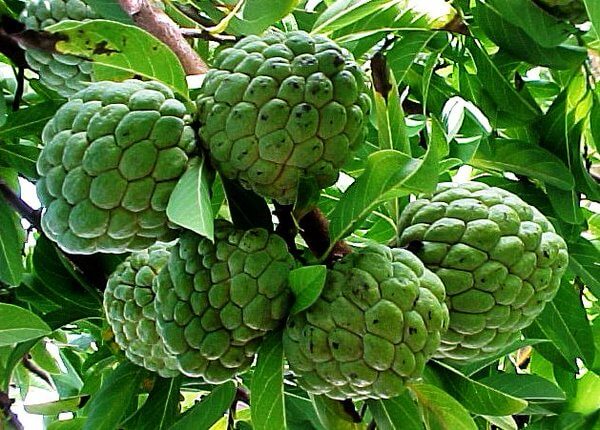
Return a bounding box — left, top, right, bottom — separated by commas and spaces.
235, 386, 250, 405
0, 391, 24, 430
12, 67, 24, 111
298, 208, 351, 265
0, 179, 42, 229
21, 354, 53, 388
118, 0, 208, 74
180, 28, 237, 43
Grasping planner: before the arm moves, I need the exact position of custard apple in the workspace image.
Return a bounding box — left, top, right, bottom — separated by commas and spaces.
153, 221, 295, 382
20, 0, 98, 97
283, 244, 449, 400
533, 0, 587, 23
104, 244, 179, 377
36, 79, 196, 254
397, 182, 569, 361
196, 30, 371, 204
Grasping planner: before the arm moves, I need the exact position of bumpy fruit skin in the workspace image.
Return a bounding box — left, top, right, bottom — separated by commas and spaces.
104, 244, 179, 377
533, 0, 587, 22
36, 79, 196, 254
397, 182, 569, 361
153, 221, 295, 382
196, 30, 370, 204
20, 0, 98, 97
283, 245, 449, 400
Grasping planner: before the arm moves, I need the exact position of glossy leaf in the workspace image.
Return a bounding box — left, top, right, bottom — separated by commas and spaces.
367, 390, 424, 430
251, 331, 285, 430
48, 20, 188, 97
0, 198, 23, 286
289, 265, 327, 315
409, 382, 477, 430
169, 381, 236, 430
167, 157, 214, 241
0, 304, 51, 346
82, 362, 147, 430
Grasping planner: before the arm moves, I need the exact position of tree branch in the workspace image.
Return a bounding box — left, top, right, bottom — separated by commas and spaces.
118, 0, 208, 75
21, 354, 52, 387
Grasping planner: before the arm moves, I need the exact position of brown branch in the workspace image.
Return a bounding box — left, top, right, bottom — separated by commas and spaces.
0, 391, 24, 430
172, 3, 216, 27
298, 208, 351, 265
118, 0, 208, 74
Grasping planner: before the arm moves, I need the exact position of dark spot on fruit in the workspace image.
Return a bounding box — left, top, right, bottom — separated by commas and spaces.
260, 114, 268, 121
409, 327, 417, 335
302, 104, 312, 112
349, 372, 357, 379
372, 319, 379, 324
543, 250, 549, 258
333, 55, 344, 67
428, 311, 432, 320
332, 342, 339, 349
405, 240, 424, 254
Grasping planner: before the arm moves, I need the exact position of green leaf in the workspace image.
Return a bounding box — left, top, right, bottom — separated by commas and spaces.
47, 418, 86, 430
88, 0, 132, 22
285, 392, 326, 430
31, 236, 100, 314
0, 199, 24, 286
585, 0, 600, 42
466, 39, 542, 126
251, 331, 285, 430
567, 237, 600, 298
24, 395, 89, 415
83, 361, 147, 430
478, 0, 573, 47
388, 31, 436, 85
0, 144, 41, 180
310, 395, 364, 430
312, 0, 395, 35
229, 0, 298, 34
429, 361, 528, 416
169, 381, 235, 430
567, 372, 600, 416
0, 304, 51, 346
526, 280, 595, 369
48, 20, 188, 98
0, 100, 64, 139
409, 382, 477, 430
373, 72, 410, 153
478, 374, 566, 402
123, 377, 182, 430
367, 390, 424, 430
471, 138, 575, 190
167, 157, 214, 241
327, 150, 427, 251
473, 1, 587, 69
288, 266, 327, 315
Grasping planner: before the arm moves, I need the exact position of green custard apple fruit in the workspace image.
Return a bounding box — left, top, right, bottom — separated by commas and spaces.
104, 244, 179, 377
196, 30, 371, 204
37, 79, 196, 254
397, 182, 569, 361
283, 244, 449, 400
20, 0, 98, 97
153, 221, 295, 382
533, 0, 587, 23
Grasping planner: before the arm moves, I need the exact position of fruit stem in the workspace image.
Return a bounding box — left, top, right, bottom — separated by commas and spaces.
298, 208, 351, 265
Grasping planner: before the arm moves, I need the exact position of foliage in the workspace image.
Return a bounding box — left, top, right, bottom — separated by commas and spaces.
0, 0, 599, 429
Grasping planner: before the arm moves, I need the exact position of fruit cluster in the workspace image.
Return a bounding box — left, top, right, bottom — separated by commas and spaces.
30, 7, 569, 400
